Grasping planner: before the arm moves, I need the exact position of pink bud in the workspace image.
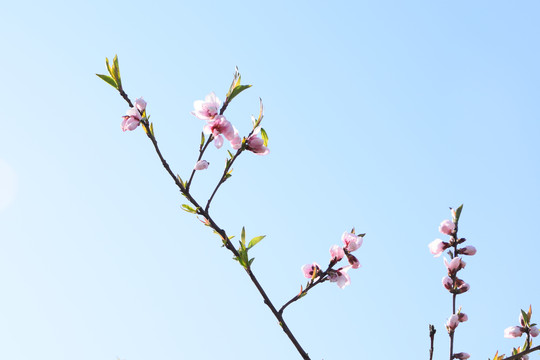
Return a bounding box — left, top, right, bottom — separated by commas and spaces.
442, 276, 453, 291
446, 314, 460, 332
347, 253, 361, 269
530, 326, 539, 337
439, 219, 456, 235
301, 263, 320, 279
246, 128, 269, 155
458, 313, 468, 322
121, 107, 142, 132
194, 160, 209, 170
429, 239, 449, 257
456, 282, 470, 294
454, 352, 470, 359
342, 231, 363, 252
444, 257, 466, 274
504, 326, 524, 338
329, 245, 344, 261
459, 246, 477, 256
135, 97, 147, 112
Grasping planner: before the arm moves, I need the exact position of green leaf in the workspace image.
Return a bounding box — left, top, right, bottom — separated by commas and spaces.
150, 122, 154, 136
253, 98, 264, 129
521, 310, 529, 324
227, 150, 234, 159
227, 84, 251, 104
181, 204, 197, 213
112, 54, 122, 87
241, 227, 246, 246
96, 74, 118, 89
261, 128, 268, 147
226, 66, 241, 98
248, 235, 265, 249
455, 204, 463, 223
105, 57, 113, 77
248, 257, 255, 267
200, 132, 205, 147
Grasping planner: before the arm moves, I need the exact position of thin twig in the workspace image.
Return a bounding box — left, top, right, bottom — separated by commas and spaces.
429, 324, 436, 360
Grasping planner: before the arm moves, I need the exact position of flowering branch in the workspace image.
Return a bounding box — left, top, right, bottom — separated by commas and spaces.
98, 58, 313, 359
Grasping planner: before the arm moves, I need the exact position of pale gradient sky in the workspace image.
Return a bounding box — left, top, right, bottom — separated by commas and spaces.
1, 1, 539, 359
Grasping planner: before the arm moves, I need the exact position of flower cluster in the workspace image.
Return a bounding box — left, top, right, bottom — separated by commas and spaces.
192, 92, 269, 155
302, 229, 364, 289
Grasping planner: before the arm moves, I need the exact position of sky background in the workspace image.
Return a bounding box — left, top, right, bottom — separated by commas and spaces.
1, 1, 539, 359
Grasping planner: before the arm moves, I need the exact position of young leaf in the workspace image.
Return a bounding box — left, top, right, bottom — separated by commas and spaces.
455, 204, 464, 223
248, 257, 255, 267
227, 84, 252, 104
200, 132, 205, 147
253, 98, 264, 129
241, 226, 246, 247
150, 122, 154, 136
261, 128, 268, 147
226, 66, 241, 98
105, 57, 113, 77
181, 204, 197, 213
112, 54, 122, 87
96, 74, 118, 89
248, 235, 266, 249
521, 310, 530, 325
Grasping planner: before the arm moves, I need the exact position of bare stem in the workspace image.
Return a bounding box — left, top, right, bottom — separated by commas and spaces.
429, 324, 436, 360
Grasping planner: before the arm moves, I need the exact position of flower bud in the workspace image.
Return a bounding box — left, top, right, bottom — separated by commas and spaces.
446, 314, 460, 332
458, 246, 476, 256
504, 326, 524, 338
442, 276, 453, 291
458, 313, 468, 322
346, 253, 361, 269
439, 219, 456, 235
135, 97, 147, 112
429, 239, 449, 257
454, 352, 470, 359
530, 326, 539, 337
330, 245, 345, 261
194, 160, 210, 170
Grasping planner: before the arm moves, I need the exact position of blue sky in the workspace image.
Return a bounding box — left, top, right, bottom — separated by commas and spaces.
1, 1, 539, 359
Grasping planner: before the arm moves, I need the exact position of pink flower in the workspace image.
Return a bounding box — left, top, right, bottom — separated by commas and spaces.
347, 253, 361, 269
330, 245, 344, 261
504, 326, 524, 338
458, 246, 477, 256
458, 312, 468, 322
230, 126, 242, 150
444, 257, 466, 274
530, 326, 539, 337
135, 97, 147, 112
342, 231, 363, 252
203, 115, 234, 149
442, 276, 453, 291
454, 352, 470, 359
121, 107, 142, 132
429, 239, 449, 257
246, 128, 269, 155
446, 314, 460, 332
328, 266, 352, 289
302, 262, 320, 279
439, 220, 456, 235
192, 92, 221, 120
194, 160, 209, 170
